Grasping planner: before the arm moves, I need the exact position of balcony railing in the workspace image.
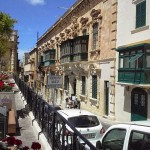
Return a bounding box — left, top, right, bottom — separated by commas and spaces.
13, 74, 97, 150
118, 69, 150, 84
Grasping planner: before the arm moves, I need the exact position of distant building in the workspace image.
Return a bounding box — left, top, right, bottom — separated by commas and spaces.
23, 53, 29, 66
37, 0, 117, 119
1, 30, 19, 74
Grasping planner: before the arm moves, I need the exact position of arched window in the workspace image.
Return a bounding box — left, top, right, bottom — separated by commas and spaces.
93, 23, 98, 50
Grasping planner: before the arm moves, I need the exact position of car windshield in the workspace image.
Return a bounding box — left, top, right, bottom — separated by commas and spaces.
68, 115, 100, 128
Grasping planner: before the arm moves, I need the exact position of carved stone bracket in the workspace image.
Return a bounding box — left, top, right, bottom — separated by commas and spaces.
72, 16, 78, 24
55, 36, 59, 41
89, 63, 101, 74
90, 49, 101, 60
38, 47, 42, 51
70, 16, 80, 37
60, 32, 65, 38
65, 29, 71, 35
90, 9, 101, 19
50, 39, 54, 43
80, 17, 89, 27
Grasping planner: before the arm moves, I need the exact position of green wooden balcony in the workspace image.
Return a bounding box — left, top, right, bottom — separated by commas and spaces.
118, 69, 150, 84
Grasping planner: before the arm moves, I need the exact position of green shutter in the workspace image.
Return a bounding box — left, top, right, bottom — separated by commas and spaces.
92, 75, 97, 99
82, 76, 85, 95
45, 52, 50, 61
136, 0, 146, 28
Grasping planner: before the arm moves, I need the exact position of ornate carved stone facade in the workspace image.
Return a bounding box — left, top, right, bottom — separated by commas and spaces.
37, 0, 117, 119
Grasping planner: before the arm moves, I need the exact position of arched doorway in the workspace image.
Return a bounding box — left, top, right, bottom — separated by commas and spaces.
131, 88, 147, 121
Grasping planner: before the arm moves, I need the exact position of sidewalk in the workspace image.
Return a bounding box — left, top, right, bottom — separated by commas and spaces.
13, 83, 51, 150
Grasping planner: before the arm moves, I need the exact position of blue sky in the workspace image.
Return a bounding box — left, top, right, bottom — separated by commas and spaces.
0, 0, 76, 61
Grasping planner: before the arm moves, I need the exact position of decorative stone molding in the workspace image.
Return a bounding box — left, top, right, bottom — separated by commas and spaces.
50, 39, 54, 43
80, 17, 89, 27
55, 36, 59, 41
60, 32, 65, 38
90, 49, 100, 60
71, 23, 79, 31
89, 63, 101, 75
72, 16, 78, 24
44, 43, 48, 48
70, 16, 80, 37
90, 9, 101, 20
65, 29, 71, 34
64, 29, 72, 40
38, 47, 41, 51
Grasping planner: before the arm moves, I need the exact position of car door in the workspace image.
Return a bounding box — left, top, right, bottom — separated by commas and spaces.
127, 125, 150, 150
101, 128, 127, 150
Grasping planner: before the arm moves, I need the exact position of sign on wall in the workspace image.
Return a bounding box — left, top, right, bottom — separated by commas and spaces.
47, 75, 63, 88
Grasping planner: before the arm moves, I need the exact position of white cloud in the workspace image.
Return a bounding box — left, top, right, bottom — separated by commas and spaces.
26, 0, 45, 5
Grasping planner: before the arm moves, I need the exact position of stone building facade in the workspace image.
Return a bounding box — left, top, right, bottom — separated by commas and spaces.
1, 30, 19, 74
37, 0, 117, 119
23, 48, 38, 90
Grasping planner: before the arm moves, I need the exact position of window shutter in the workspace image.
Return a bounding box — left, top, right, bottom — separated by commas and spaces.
92, 75, 97, 99
136, 0, 146, 28
82, 76, 86, 95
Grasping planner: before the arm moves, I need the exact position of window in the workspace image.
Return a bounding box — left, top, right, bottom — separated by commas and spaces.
50, 50, 55, 59
92, 75, 97, 99
45, 49, 55, 61
64, 76, 69, 90
93, 23, 98, 50
128, 131, 150, 150
146, 49, 150, 68
119, 57, 124, 68
118, 50, 144, 69
82, 76, 86, 95
136, 0, 146, 28
39, 55, 43, 63
124, 56, 130, 68
102, 129, 126, 150
68, 115, 99, 128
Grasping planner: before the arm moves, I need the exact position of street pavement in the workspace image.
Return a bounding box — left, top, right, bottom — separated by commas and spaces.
97, 115, 120, 130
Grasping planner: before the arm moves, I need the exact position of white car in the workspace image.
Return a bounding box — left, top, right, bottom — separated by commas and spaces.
57, 109, 105, 147
96, 121, 150, 150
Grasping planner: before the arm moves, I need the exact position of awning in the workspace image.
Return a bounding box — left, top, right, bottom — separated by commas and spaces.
116, 82, 150, 88
116, 40, 150, 51
128, 53, 143, 62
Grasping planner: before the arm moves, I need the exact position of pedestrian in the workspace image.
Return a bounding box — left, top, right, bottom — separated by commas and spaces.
73, 98, 78, 108
65, 97, 69, 108
68, 97, 73, 109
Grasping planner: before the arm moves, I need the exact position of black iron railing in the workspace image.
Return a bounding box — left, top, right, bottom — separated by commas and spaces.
13, 74, 97, 150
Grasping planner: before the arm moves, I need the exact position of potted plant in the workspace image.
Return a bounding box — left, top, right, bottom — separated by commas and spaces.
0, 136, 41, 150
0, 73, 15, 110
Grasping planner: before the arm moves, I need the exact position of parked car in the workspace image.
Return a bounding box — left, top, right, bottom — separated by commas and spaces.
96, 121, 150, 150
57, 109, 105, 147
